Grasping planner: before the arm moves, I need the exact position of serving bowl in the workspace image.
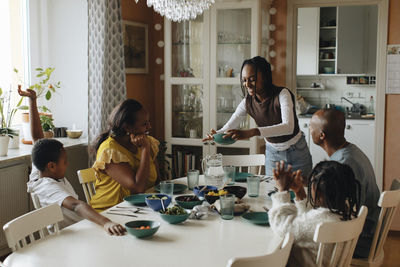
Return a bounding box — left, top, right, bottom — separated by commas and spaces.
193, 185, 218, 198
204, 189, 228, 204
175, 195, 203, 209
125, 220, 160, 238
223, 186, 247, 199
159, 212, 190, 224
124, 194, 150, 206
66, 130, 83, 139
145, 194, 171, 211
213, 133, 236, 145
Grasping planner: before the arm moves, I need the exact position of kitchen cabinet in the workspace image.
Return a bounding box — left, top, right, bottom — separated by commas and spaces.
165, 0, 271, 178
296, 5, 377, 75
298, 117, 375, 169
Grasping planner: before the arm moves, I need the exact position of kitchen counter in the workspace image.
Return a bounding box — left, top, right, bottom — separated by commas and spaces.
298, 114, 375, 120
0, 137, 88, 165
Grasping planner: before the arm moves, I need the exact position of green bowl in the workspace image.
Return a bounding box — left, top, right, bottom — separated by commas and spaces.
155, 183, 187, 194
175, 195, 204, 209
125, 220, 160, 238
213, 133, 236, 145
242, 212, 269, 225
124, 194, 150, 206
159, 212, 190, 224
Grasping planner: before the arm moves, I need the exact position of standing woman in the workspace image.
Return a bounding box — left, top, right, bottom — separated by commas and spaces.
204, 56, 312, 177
90, 99, 160, 211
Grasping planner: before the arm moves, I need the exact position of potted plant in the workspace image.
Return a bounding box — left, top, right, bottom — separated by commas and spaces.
15, 68, 60, 143
0, 87, 19, 156
40, 114, 55, 138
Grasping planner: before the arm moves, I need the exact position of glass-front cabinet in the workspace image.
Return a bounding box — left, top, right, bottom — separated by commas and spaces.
165, 0, 271, 178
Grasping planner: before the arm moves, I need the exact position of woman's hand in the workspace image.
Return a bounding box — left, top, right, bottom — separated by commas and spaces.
224, 128, 260, 140
202, 129, 216, 142
130, 134, 150, 149
273, 161, 294, 192
18, 87, 37, 100
103, 221, 126, 236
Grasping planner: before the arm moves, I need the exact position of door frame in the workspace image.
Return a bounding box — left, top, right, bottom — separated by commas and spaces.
286, 0, 389, 191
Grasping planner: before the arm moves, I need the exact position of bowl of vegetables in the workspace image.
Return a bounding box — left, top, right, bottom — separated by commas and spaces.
145, 194, 172, 211
193, 185, 218, 198
175, 195, 203, 209
159, 206, 190, 224
125, 220, 160, 238
204, 189, 228, 204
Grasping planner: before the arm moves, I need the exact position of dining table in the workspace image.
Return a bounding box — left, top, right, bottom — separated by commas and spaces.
4, 175, 283, 267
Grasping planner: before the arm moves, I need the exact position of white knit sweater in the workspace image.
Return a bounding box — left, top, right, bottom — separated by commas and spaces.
268, 191, 341, 267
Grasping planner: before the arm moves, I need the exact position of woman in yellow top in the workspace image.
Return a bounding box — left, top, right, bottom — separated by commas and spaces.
90, 99, 159, 211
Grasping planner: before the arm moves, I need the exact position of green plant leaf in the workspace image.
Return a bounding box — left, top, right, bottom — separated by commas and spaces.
17, 105, 29, 110
0, 87, 2, 96
13, 68, 18, 73
45, 91, 51, 100
16, 97, 23, 107
35, 68, 43, 71
36, 73, 44, 77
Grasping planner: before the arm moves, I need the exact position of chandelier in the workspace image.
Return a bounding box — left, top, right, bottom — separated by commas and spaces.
140, 0, 215, 22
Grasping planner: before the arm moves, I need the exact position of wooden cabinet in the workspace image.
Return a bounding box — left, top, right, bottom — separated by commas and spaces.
165, 0, 271, 178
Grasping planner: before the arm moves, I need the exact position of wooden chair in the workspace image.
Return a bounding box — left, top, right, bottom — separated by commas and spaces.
227, 232, 294, 267
30, 192, 42, 209
314, 206, 368, 267
77, 168, 96, 203
3, 204, 63, 252
222, 154, 265, 175
351, 179, 400, 267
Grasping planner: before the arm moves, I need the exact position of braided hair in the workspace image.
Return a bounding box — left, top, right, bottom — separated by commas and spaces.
307, 161, 361, 221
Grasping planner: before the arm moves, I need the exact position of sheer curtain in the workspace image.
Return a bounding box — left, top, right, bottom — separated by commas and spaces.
88, 0, 126, 160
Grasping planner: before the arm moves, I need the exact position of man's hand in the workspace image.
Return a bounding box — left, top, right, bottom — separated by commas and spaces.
103, 221, 126, 236
224, 128, 259, 140
273, 161, 294, 192
18, 87, 37, 100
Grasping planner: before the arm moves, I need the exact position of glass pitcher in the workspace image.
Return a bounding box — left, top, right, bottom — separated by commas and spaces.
202, 153, 225, 188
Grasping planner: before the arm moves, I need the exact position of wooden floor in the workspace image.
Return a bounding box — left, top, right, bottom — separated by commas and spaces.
1, 231, 400, 265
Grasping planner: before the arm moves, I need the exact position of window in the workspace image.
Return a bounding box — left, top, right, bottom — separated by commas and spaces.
0, 0, 29, 127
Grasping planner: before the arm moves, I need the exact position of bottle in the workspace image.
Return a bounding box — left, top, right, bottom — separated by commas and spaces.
369, 96, 374, 114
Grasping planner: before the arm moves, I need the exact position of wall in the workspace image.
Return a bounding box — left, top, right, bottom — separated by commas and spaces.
384, 0, 400, 230
121, 0, 164, 140
29, 0, 88, 135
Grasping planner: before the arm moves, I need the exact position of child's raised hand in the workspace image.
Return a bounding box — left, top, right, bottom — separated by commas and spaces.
273, 160, 293, 192
289, 170, 304, 193
103, 221, 126, 236
18, 86, 36, 99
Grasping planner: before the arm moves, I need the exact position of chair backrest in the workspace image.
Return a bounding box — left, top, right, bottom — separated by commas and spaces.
222, 154, 265, 175
30, 192, 42, 209
77, 168, 96, 203
3, 204, 63, 251
227, 232, 294, 267
314, 206, 368, 267
365, 179, 400, 262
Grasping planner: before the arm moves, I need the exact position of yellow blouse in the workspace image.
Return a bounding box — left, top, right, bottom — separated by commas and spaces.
90, 136, 159, 211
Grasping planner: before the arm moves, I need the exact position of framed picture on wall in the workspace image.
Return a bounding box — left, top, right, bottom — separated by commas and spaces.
123, 21, 148, 74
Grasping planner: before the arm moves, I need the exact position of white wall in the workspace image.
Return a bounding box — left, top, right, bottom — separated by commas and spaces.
29, 0, 88, 135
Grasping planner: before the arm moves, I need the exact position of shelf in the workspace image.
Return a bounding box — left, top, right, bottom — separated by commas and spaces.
319, 59, 335, 61
217, 42, 251, 45
320, 26, 337, 29
319, 47, 336, 50
172, 42, 202, 45
297, 87, 325, 90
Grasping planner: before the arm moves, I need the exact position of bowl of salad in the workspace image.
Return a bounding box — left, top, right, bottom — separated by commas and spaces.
159, 206, 190, 224
145, 194, 172, 211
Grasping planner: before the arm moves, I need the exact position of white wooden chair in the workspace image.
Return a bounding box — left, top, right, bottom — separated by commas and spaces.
77, 168, 96, 203
222, 154, 265, 175
3, 204, 63, 252
30, 192, 42, 209
314, 206, 368, 267
227, 232, 294, 267
351, 179, 400, 267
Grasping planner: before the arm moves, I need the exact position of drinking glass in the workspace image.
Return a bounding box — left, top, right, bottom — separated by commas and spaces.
187, 169, 200, 190
247, 176, 260, 197
223, 166, 235, 185
160, 181, 174, 196
220, 194, 235, 220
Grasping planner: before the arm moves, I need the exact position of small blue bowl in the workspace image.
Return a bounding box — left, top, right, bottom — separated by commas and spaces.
193, 185, 218, 198
213, 133, 236, 145
145, 194, 172, 211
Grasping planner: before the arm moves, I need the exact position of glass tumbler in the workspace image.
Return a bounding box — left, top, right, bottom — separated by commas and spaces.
220, 194, 235, 220
223, 166, 236, 185
187, 169, 200, 190
247, 176, 260, 197
160, 181, 174, 196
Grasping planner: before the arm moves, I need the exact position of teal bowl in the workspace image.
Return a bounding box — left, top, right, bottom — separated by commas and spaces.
125, 220, 160, 238
242, 212, 269, 225
159, 212, 190, 224
124, 194, 150, 206
213, 133, 236, 145
175, 195, 203, 209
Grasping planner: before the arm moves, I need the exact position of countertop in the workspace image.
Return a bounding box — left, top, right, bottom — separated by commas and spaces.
298, 114, 375, 120
0, 137, 88, 165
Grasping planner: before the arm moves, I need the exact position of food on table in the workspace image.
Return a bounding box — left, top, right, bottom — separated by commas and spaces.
177, 195, 200, 202
135, 226, 151, 230
148, 195, 168, 200
206, 189, 228, 196
159, 205, 187, 215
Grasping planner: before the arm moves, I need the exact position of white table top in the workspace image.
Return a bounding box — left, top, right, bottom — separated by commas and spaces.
4, 176, 281, 267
